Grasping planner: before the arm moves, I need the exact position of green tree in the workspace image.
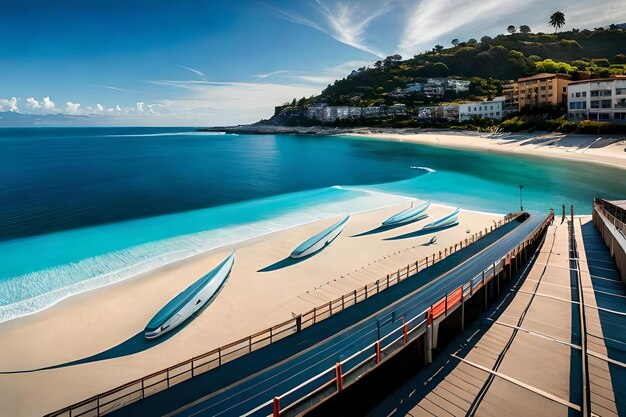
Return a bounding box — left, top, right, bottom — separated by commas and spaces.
549, 11, 565, 33
434, 44, 444, 52
507, 25, 516, 34
451, 38, 459, 46
519, 25, 532, 34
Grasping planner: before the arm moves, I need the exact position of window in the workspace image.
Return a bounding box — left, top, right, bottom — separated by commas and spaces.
599, 113, 610, 121
601, 100, 612, 109
616, 88, 626, 95
591, 91, 600, 97
591, 100, 600, 109
575, 92, 581, 97
563, 87, 567, 92
490, 105, 493, 110
615, 112, 626, 121
582, 91, 587, 97
548, 85, 553, 90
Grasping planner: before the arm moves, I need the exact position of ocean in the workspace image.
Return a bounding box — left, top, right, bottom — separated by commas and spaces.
1, 127, 624, 321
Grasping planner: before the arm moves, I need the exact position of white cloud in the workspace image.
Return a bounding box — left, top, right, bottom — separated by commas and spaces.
252, 70, 289, 79
271, 1, 394, 58
0, 97, 19, 112
289, 60, 372, 86
176, 65, 207, 80
65, 101, 81, 113
136, 102, 145, 112
148, 79, 321, 125
26, 97, 41, 109
96, 103, 104, 112
42, 97, 55, 110
90, 84, 135, 93
398, 0, 626, 57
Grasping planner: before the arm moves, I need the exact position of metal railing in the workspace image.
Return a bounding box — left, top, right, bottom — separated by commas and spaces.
257, 210, 554, 417
46, 213, 523, 417
594, 202, 626, 239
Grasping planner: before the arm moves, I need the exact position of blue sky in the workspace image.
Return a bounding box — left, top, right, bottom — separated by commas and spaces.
1, 0, 625, 126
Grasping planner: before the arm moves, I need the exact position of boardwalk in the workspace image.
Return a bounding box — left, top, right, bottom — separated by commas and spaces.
372, 216, 625, 417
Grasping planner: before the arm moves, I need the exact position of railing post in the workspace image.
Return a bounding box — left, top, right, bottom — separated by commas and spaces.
386, 273, 390, 287
273, 397, 281, 417
376, 341, 381, 364
365, 284, 368, 299
296, 315, 302, 333
313, 307, 317, 324
376, 279, 380, 293
335, 362, 343, 392
445, 292, 448, 316
218, 347, 222, 366
341, 295, 345, 311
249, 335, 253, 351
404, 323, 408, 344
270, 327, 273, 343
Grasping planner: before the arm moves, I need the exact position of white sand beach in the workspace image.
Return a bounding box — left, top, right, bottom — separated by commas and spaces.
0, 203, 502, 416
347, 131, 626, 170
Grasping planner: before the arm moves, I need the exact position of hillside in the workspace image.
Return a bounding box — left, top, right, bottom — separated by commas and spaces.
270, 26, 626, 114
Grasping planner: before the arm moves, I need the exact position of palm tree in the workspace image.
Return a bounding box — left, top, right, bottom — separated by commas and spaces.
549, 11, 565, 33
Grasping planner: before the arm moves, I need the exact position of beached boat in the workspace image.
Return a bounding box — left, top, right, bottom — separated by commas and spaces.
382, 201, 430, 226
144, 251, 235, 339
422, 208, 460, 230
290, 215, 350, 259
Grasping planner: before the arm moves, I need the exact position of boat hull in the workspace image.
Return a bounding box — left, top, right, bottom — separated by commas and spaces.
144, 252, 235, 339
422, 208, 460, 230
290, 215, 349, 259
382, 202, 430, 226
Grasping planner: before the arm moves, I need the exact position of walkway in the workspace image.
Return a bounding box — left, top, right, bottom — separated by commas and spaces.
372, 217, 626, 417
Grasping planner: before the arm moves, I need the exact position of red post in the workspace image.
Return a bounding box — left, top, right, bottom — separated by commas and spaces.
273, 397, 280, 417
376, 341, 381, 364
403, 324, 408, 344
335, 362, 343, 392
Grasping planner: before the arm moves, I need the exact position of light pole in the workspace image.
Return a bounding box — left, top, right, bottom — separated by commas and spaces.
519, 185, 525, 211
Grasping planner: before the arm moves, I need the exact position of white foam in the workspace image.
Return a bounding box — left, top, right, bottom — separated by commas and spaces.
410, 166, 436, 173
0, 188, 407, 323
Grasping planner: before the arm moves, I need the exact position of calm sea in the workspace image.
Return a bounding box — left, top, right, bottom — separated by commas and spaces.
1, 127, 624, 321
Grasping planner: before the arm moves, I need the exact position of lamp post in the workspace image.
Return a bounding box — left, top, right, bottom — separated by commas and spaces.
519, 185, 525, 211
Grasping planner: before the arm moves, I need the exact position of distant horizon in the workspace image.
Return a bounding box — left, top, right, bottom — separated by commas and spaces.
2, 0, 626, 126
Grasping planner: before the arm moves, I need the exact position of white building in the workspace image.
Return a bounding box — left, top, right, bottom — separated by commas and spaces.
458, 98, 504, 121
306, 103, 327, 121
567, 76, 626, 123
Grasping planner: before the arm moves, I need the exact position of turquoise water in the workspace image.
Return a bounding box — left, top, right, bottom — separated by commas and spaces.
0, 128, 624, 321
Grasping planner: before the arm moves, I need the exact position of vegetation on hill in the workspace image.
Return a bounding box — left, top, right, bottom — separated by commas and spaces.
266, 19, 626, 135
280, 25, 626, 111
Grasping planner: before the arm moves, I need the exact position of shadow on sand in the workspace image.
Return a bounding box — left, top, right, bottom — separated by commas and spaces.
351, 214, 429, 238
384, 223, 458, 241
1, 301, 213, 374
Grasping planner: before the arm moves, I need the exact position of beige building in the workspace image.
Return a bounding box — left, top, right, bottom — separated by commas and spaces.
517, 73, 572, 110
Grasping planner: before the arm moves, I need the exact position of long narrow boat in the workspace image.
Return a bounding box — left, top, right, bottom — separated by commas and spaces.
290, 215, 350, 259
382, 201, 430, 226
422, 208, 460, 230
144, 251, 235, 339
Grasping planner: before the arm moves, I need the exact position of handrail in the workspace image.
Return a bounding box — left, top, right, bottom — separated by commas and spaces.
270, 210, 554, 417
45, 213, 523, 417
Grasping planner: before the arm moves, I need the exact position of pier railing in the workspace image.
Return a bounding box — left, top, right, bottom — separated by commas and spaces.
265, 210, 554, 417
46, 212, 524, 417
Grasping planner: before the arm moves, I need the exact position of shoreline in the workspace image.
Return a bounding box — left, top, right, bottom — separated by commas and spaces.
0, 202, 502, 416
205, 125, 626, 170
